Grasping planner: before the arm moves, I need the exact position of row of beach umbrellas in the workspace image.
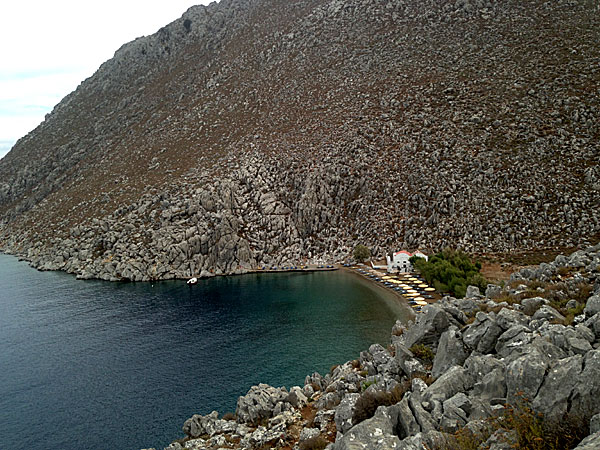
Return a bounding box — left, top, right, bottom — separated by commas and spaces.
354, 267, 435, 308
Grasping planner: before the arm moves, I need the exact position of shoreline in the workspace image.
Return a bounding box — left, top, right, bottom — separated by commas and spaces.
160, 243, 600, 450
3, 248, 436, 315
341, 266, 416, 321
341, 264, 441, 312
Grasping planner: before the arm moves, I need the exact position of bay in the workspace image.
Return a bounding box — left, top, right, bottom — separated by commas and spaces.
0, 254, 412, 450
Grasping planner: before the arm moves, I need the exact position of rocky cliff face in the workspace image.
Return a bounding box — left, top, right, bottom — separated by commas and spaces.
148, 243, 600, 450
0, 0, 599, 280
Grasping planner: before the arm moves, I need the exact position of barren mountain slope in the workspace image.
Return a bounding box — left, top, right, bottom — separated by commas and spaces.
0, 0, 598, 280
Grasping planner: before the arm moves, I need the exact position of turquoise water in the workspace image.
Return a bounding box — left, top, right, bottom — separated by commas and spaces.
0, 254, 412, 450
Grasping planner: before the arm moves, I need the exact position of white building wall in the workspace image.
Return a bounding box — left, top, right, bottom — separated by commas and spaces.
386, 251, 428, 273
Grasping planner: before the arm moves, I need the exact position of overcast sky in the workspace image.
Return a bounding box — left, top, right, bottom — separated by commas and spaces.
0, 1, 213, 160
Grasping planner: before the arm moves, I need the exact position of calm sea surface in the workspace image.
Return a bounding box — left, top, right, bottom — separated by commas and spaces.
0, 254, 412, 450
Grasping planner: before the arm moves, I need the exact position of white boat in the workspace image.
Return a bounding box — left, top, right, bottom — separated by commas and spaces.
187, 277, 198, 285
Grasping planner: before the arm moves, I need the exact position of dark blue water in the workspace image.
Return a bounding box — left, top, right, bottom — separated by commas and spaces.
0, 254, 411, 450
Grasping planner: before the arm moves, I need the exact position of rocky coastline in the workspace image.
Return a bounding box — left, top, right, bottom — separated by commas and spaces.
145, 243, 600, 450
0, 0, 599, 282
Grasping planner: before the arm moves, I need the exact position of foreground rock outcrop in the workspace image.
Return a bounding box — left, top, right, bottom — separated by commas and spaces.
146, 243, 600, 449
1, 0, 599, 280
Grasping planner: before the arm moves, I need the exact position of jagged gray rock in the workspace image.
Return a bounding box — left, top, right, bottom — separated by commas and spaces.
388, 395, 421, 439
423, 366, 473, 404
401, 305, 450, 349
585, 295, 600, 317
286, 386, 308, 408
574, 432, 600, 450
532, 355, 583, 421
570, 349, 600, 418
462, 312, 503, 353
334, 393, 360, 435
160, 245, 600, 450
432, 326, 468, 378
591, 413, 600, 434
521, 297, 546, 316
334, 406, 400, 450
505, 349, 549, 404
532, 305, 566, 323
2, 0, 597, 282
235, 383, 288, 425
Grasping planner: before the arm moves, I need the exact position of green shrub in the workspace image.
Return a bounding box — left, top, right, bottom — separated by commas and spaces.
299, 435, 329, 450
352, 384, 407, 425
561, 302, 586, 326
496, 400, 587, 450
432, 396, 588, 450
353, 244, 371, 263
410, 249, 488, 298
411, 372, 435, 385
409, 344, 435, 364
222, 412, 236, 421
361, 379, 376, 391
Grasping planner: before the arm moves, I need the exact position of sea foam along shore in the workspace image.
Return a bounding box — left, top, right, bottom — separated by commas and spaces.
145, 242, 600, 450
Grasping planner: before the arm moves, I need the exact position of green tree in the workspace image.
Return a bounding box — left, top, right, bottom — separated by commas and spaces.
353, 244, 371, 263
410, 249, 487, 298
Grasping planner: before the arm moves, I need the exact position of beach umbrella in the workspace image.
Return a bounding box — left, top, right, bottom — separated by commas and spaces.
425, 287, 435, 292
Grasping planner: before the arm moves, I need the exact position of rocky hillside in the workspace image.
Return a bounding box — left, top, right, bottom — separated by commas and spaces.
0, 0, 599, 280
149, 243, 600, 450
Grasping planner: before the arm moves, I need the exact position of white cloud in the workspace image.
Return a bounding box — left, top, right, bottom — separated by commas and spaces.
0, 0, 214, 160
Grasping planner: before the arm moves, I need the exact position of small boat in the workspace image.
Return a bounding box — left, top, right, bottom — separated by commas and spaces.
187, 277, 198, 285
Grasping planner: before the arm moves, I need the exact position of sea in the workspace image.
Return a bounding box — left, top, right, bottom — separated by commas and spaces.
0, 253, 412, 450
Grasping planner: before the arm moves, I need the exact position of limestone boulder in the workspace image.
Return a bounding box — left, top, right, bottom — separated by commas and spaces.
573, 432, 600, 450
432, 326, 469, 378
286, 386, 308, 408
505, 350, 549, 404
423, 366, 473, 404
584, 295, 600, 317
471, 367, 506, 403
569, 349, 600, 418
334, 406, 401, 450
462, 312, 503, 354
334, 393, 360, 434
532, 355, 583, 421
387, 394, 421, 439
532, 305, 566, 323
495, 324, 534, 359
235, 383, 288, 425
439, 392, 471, 432
495, 307, 529, 330
521, 297, 545, 316
400, 305, 450, 349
